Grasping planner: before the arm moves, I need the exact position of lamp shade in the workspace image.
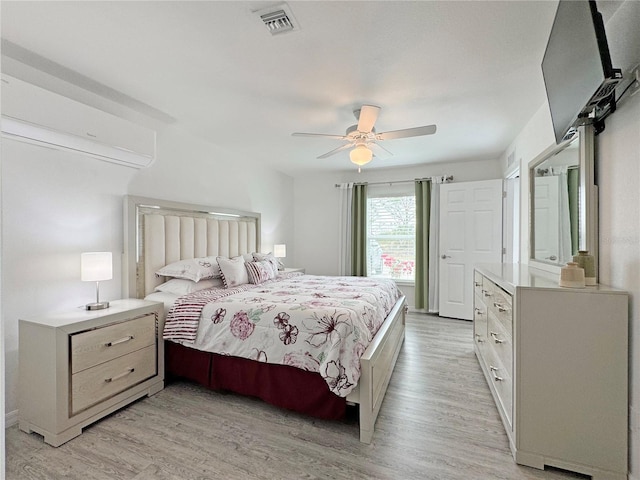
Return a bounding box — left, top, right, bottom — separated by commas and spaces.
273, 244, 287, 258
81, 252, 113, 282
350, 145, 373, 166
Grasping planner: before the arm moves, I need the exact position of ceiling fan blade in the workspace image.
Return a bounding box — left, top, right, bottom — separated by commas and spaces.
370, 142, 393, 159
292, 132, 348, 140
317, 143, 354, 159
357, 105, 381, 133
377, 124, 437, 140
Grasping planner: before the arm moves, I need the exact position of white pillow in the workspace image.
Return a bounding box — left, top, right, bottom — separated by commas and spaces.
155, 278, 224, 296
217, 255, 249, 288
252, 252, 279, 276
156, 257, 221, 282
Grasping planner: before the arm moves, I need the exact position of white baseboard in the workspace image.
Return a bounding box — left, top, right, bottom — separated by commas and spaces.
5, 409, 18, 428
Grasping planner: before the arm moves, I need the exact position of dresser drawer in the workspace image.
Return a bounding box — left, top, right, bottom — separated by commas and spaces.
483, 345, 513, 428
71, 344, 157, 415
490, 362, 513, 429
474, 271, 484, 297
71, 314, 156, 373
490, 288, 513, 337
488, 313, 512, 377
480, 282, 494, 304
474, 294, 488, 346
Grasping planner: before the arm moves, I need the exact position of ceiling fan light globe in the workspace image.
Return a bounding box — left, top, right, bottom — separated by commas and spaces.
350, 145, 373, 166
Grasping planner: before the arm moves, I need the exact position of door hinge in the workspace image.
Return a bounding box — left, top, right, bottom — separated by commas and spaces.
502, 190, 507, 198
502, 247, 507, 254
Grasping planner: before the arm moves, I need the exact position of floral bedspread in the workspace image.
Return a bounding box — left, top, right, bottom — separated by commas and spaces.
164, 274, 402, 397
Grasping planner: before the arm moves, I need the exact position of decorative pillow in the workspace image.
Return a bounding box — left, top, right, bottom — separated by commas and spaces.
261, 260, 277, 279
217, 255, 249, 288
156, 257, 221, 282
245, 261, 273, 285
252, 252, 279, 276
154, 278, 224, 296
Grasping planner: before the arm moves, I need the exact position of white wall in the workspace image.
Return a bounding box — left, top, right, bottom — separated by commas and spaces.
129, 125, 295, 256
1, 121, 294, 420
292, 158, 503, 308
1, 139, 135, 418
498, 101, 556, 265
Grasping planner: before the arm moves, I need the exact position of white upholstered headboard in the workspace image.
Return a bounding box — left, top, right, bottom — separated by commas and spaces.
124, 195, 261, 298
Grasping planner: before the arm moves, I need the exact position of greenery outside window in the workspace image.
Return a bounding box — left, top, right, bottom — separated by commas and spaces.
367, 186, 416, 282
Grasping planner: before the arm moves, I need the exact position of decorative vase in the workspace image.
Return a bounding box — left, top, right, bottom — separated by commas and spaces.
573, 250, 596, 286
559, 262, 585, 288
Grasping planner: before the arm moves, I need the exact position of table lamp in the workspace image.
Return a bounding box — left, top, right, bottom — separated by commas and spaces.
81, 252, 112, 310
273, 244, 286, 271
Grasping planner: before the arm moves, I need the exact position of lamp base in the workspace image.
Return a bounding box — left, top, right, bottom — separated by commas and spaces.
86, 301, 109, 311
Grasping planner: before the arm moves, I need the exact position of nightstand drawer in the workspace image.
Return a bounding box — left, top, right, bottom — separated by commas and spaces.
71, 344, 157, 415
71, 314, 156, 373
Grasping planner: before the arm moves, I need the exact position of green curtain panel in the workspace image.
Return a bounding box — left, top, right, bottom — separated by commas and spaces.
351, 184, 368, 276
568, 168, 579, 255
414, 179, 431, 310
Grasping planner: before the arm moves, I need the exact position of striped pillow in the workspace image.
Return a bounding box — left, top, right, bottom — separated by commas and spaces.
245, 261, 272, 285
252, 252, 279, 277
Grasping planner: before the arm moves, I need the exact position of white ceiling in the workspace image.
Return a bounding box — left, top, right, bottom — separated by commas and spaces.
1, 1, 563, 176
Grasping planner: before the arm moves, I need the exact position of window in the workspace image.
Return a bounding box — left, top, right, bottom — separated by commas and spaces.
367, 185, 415, 282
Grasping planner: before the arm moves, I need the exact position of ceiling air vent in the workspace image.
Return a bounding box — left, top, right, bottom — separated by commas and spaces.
256, 4, 299, 35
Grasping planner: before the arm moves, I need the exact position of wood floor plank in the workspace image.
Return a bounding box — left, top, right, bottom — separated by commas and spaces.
6, 314, 588, 479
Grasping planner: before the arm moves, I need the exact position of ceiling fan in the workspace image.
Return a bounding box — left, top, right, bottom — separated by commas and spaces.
292, 105, 437, 171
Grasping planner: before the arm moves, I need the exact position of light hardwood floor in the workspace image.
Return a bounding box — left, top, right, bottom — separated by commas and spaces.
6, 314, 586, 479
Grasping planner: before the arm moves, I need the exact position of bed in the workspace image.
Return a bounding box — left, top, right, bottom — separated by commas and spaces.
123, 195, 406, 443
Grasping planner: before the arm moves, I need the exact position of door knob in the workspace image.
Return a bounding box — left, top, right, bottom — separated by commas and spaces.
441, 254, 451, 259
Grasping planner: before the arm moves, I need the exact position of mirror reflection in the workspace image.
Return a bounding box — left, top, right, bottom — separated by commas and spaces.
532, 137, 579, 265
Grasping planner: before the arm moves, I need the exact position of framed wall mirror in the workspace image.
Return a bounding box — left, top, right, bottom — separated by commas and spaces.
529, 125, 597, 278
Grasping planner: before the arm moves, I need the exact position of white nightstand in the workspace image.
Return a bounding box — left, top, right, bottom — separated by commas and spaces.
19, 299, 163, 446
282, 267, 305, 274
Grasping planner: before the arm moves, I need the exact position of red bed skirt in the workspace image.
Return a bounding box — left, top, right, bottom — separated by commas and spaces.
165, 341, 347, 420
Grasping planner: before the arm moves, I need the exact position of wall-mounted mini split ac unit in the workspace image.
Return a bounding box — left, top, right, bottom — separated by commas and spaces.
1, 75, 156, 169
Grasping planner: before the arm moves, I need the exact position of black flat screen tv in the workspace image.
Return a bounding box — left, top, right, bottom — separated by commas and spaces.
542, 0, 622, 144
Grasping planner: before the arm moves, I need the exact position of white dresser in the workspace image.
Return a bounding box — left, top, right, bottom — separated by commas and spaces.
473, 264, 628, 480
19, 299, 164, 446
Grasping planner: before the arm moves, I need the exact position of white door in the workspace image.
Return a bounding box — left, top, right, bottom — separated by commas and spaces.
533, 176, 560, 263
439, 179, 503, 320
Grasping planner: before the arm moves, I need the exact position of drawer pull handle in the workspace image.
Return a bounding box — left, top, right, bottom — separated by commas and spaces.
475, 333, 484, 343
105, 368, 135, 383
474, 281, 481, 287
482, 289, 492, 297
493, 302, 509, 313
474, 308, 484, 315
490, 331, 504, 344
489, 365, 503, 381
105, 335, 134, 347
